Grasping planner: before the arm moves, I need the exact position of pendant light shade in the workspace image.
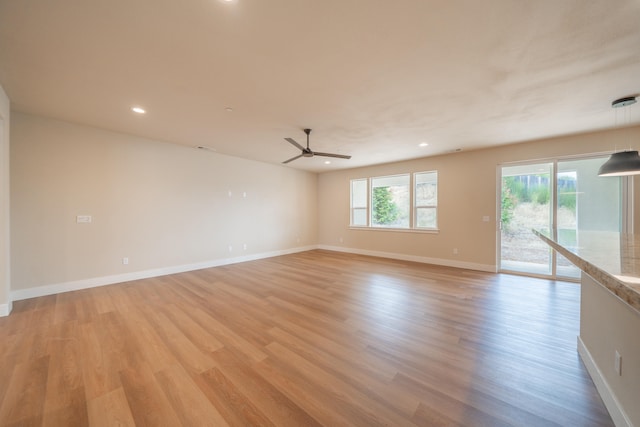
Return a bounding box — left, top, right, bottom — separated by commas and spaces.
598, 150, 640, 176
598, 96, 639, 177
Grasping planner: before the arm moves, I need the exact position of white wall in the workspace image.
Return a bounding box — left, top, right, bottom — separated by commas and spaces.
10, 113, 318, 299
317, 126, 640, 270
0, 84, 10, 315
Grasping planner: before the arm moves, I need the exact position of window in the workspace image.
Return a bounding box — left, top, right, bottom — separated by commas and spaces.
351, 179, 368, 226
371, 174, 410, 228
415, 171, 437, 229
350, 171, 438, 231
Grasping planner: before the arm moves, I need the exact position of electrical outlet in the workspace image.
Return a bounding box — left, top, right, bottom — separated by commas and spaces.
122, 257, 129, 265
243, 243, 247, 250
615, 350, 622, 376
228, 245, 233, 252
453, 248, 458, 255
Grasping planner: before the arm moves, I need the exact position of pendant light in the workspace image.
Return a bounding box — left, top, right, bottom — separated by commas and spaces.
598, 96, 639, 177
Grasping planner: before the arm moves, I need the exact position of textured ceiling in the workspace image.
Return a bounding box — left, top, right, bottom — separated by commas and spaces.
1, 0, 639, 172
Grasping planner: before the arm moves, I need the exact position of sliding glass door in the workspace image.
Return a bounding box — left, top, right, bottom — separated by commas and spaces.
555, 157, 622, 278
499, 156, 624, 279
500, 163, 553, 275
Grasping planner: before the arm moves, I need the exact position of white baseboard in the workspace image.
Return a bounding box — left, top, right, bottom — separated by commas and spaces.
0, 300, 11, 317
10, 245, 316, 302
8, 244, 495, 310
577, 336, 632, 427
318, 245, 497, 273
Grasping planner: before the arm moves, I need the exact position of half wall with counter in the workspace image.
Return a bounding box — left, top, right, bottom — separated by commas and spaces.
534, 229, 640, 427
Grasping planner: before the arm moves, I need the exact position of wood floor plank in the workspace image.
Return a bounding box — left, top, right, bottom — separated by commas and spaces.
52, 295, 77, 325
264, 340, 415, 426
185, 306, 268, 363
78, 321, 122, 401
0, 356, 49, 426
140, 306, 217, 374
181, 281, 277, 349
155, 364, 230, 427
0, 250, 614, 426
159, 303, 225, 354
119, 365, 183, 426
267, 326, 418, 417
194, 366, 277, 427
252, 357, 358, 427
42, 321, 88, 427
268, 325, 398, 383
42, 397, 89, 427
395, 371, 554, 427
119, 306, 179, 373
209, 347, 323, 427
86, 387, 136, 427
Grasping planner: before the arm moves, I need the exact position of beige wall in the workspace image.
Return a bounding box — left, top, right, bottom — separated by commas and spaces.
580, 273, 640, 426
0, 84, 9, 314
10, 113, 317, 295
9, 113, 640, 298
318, 125, 640, 270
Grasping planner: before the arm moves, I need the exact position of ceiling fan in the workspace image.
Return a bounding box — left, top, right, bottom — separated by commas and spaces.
282, 129, 351, 164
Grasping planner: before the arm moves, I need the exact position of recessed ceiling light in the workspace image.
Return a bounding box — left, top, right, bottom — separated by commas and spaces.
131, 106, 146, 114
225, 107, 233, 112
324, 160, 331, 165
419, 142, 429, 147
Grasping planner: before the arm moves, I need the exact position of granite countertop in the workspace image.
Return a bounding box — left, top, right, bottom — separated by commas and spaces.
533, 229, 640, 314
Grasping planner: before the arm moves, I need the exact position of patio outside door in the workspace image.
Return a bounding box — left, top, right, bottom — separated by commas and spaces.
499, 156, 623, 278
500, 163, 553, 276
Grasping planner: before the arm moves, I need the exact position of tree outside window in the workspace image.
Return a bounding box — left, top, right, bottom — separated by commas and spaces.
371, 175, 409, 228
372, 187, 399, 225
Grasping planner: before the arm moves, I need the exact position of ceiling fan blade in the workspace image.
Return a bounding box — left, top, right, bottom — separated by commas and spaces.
283, 130, 351, 162
284, 137, 305, 151
313, 152, 352, 160
282, 154, 304, 164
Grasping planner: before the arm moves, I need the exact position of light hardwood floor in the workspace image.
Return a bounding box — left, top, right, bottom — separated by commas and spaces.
0, 250, 613, 426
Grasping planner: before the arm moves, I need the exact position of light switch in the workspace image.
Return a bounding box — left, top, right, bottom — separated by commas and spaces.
76, 215, 92, 223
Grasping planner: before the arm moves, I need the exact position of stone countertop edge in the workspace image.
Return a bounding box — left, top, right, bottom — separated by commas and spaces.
533, 229, 640, 315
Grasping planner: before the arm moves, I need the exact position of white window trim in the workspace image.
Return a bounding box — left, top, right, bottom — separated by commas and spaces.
413, 171, 438, 230
350, 178, 369, 227
349, 226, 440, 234
349, 171, 439, 233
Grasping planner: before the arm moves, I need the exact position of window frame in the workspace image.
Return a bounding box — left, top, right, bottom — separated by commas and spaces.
350, 178, 369, 227
349, 171, 439, 233
370, 173, 411, 229
414, 171, 438, 230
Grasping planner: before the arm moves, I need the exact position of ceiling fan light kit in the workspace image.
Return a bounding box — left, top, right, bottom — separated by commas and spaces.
598, 96, 639, 177
282, 129, 351, 164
